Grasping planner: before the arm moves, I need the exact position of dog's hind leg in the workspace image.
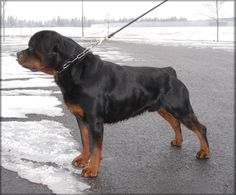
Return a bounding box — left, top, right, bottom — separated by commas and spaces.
180, 113, 209, 159
160, 77, 209, 159
157, 108, 183, 147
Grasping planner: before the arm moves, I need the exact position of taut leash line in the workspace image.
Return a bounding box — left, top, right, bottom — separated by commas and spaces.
107, 0, 168, 39
58, 0, 169, 74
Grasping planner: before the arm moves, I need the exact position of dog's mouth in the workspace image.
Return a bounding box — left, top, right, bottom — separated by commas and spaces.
16, 51, 39, 72
22, 65, 38, 72
16, 58, 38, 72
16, 51, 57, 75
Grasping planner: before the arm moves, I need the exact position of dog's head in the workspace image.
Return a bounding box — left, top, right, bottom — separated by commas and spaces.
17, 30, 82, 75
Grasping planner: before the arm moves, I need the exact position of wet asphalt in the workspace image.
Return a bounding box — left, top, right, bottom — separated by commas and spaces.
1, 40, 235, 194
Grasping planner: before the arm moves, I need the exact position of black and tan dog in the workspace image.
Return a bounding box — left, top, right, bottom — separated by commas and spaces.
17, 30, 209, 177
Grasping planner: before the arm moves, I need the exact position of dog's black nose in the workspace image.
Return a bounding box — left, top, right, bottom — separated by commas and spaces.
16, 51, 24, 61
16, 51, 24, 62
16, 51, 21, 58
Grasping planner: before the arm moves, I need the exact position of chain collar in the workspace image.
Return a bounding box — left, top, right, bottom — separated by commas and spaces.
57, 48, 89, 74
57, 37, 108, 74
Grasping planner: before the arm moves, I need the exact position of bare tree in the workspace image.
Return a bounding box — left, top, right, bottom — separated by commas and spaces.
203, 0, 224, 42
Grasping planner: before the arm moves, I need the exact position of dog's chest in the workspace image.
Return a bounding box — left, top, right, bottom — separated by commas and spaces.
54, 73, 74, 93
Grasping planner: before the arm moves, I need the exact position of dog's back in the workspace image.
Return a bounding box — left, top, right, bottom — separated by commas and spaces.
162, 66, 177, 78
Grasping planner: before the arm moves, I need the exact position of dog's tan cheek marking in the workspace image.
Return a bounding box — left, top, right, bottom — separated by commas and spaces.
41, 67, 58, 75
21, 55, 45, 70
22, 56, 57, 75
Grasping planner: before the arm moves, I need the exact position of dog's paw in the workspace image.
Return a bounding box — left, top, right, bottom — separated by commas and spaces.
72, 154, 90, 168
81, 165, 98, 177
196, 149, 210, 159
171, 139, 182, 147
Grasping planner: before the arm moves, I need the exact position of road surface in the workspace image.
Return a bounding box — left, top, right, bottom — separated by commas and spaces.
1, 40, 234, 194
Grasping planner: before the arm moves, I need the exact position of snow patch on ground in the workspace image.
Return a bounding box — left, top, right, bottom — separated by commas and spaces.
2, 120, 90, 194
2, 96, 63, 118
2, 89, 55, 96
116, 38, 234, 52
111, 26, 234, 51
94, 48, 134, 62
1, 55, 55, 89
3, 26, 234, 51
1, 55, 44, 79
2, 51, 91, 193
2, 78, 56, 89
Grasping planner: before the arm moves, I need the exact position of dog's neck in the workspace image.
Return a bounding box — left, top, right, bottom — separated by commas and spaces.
54, 53, 102, 95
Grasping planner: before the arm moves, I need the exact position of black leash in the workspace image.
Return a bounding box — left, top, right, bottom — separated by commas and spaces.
107, 0, 168, 39
58, 0, 169, 74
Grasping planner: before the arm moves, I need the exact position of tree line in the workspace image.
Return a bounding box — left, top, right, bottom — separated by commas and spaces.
4, 16, 188, 28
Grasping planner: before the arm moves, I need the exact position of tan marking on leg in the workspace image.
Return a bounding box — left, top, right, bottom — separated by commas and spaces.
72, 126, 90, 167
66, 103, 84, 118
158, 108, 183, 146
191, 117, 209, 158
194, 131, 210, 159
81, 135, 103, 177
188, 115, 210, 159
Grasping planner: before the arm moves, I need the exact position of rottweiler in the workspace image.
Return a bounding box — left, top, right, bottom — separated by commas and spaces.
17, 30, 209, 177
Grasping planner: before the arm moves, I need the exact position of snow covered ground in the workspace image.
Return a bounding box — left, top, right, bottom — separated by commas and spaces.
1, 52, 91, 193
4, 26, 234, 51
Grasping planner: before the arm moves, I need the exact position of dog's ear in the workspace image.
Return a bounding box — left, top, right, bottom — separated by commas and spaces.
47, 36, 66, 61
46, 35, 83, 69
50, 36, 65, 54
52, 44, 60, 53
46, 40, 63, 68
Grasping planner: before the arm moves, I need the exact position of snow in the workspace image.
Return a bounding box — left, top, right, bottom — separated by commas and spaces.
1, 55, 54, 82
2, 120, 90, 194
2, 78, 56, 89
1, 56, 39, 79
1, 47, 91, 193
2, 89, 56, 96
3, 26, 234, 51
112, 26, 234, 51
2, 96, 63, 118
95, 47, 134, 62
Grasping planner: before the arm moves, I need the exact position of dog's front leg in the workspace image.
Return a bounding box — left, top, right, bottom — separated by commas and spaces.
72, 117, 91, 168
81, 116, 104, 177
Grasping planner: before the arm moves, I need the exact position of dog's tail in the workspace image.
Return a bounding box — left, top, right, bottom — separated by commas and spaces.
162, 66, 177, 78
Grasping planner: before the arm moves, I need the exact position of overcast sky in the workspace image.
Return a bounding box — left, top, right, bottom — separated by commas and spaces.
4, 1, 234, 21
